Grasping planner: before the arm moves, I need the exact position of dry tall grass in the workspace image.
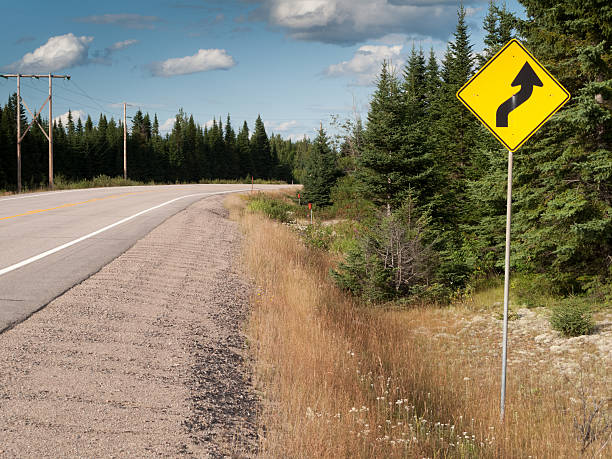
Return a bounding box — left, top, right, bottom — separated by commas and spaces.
226, 194, 610, 458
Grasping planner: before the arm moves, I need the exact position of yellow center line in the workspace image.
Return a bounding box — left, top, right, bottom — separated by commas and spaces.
0, 190, 157, 221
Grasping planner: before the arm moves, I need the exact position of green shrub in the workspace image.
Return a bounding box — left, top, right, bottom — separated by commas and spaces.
247, 193, 294, 222
550, 300, 595, 337
330, 201, 437, 303
303, 223, 334, 250
329, 175, 376, 219
330, 244, 393, 302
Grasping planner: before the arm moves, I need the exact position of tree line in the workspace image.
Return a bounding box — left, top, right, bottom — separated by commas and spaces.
0, 102, 313, 189
303, 1, 611, 301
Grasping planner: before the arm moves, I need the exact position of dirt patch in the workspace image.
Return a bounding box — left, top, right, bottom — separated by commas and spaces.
0, 195, 257, 457
424, 305, 611, 401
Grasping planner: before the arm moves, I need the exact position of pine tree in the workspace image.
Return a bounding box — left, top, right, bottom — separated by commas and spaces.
224, 114, 239, 179
427, 5, 481, 287
0, 94, 20, 188
303, 125, 337, 206
183, 114, 198, 182
401, 47, 437, 208
66, 110, 75, 137
236, 121, 252, 179
424, 48, 441, 115
169, 110, 185, 179
357, 60, 405, 214
251, 115, 271, 179
479, 1, 499, 67
478, 1, 516, 67
209, 118, 225, 179
509, 0, 612, 292
403, 46, 427, 113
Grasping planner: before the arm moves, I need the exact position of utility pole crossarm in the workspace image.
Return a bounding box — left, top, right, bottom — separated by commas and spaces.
0, 74, 70, 79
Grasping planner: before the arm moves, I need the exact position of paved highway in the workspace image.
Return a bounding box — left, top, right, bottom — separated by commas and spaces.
0, 183, 288, 332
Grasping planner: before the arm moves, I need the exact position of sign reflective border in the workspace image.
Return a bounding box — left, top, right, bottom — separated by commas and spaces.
457, 39, 570, 151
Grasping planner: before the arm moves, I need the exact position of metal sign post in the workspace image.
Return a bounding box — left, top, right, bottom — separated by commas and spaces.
500, 149, 513, 420
456, 39, 570, 421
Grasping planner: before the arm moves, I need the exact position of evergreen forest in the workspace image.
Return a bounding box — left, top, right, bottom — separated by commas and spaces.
0, 107, 311, 189
303, 1, 611, 301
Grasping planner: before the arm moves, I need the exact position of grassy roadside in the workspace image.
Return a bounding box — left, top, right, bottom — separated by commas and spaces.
0, 175, 288, 196
226, 192, 610, 458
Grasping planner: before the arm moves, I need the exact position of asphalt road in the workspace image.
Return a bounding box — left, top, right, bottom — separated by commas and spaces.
0, 183, 288, 332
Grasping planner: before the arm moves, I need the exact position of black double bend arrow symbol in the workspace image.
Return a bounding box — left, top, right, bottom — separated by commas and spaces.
496, 62, 543, 127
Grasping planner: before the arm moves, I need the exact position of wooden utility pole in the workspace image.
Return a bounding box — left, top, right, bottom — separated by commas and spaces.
0, 73, 70, 192
17, 75, 21, 193
48, 74, 53, 189
123, 102, 127, 180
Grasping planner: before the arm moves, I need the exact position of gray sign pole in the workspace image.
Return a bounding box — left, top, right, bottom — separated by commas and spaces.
500, 148, 513, 421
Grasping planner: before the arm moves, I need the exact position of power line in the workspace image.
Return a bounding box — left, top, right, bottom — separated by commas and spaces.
15, 79, 121, 119
67, 79, 115, 116
19, 80, 119, 119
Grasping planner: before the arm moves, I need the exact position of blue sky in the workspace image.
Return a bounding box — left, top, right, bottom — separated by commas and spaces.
0, 0, 525, 140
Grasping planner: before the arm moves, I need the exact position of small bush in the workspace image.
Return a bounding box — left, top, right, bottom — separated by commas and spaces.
247, 193, 294, 222
328, 175, 376, 219
550, 299, 595, 337
330, 200, 437, 302
303, 223, 334, 250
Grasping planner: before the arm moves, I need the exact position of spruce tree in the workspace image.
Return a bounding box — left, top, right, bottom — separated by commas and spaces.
236, 121, 252, 179
428, 5, 481, 287
303, 126, 337, 207
509, 0, 612, 291
251, 115, 271, 179
224, 114, 239, 179
400, 47, 436, 207
479, 1, 499, 66
424, 48, 441, 115
357, 60, 405, 214
403, 46, 427, 113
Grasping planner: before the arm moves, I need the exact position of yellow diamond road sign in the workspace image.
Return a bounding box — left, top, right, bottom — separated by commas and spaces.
457, 38, 570, 151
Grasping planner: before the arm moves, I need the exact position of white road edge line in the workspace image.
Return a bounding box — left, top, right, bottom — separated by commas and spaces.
0, 189, 250, 277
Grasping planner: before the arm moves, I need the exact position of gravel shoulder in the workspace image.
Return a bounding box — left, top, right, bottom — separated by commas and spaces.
0, 195, 257, 458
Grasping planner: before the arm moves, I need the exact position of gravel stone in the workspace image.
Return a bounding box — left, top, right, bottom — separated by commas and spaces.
0, 195, 258, 458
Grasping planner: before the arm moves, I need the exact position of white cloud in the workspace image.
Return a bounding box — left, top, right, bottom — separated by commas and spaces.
325, 44, 404, 86
150, 49, 236, 77
54, 110, 87, 126
250, 0, 469, 45
6, 33, 93, 73
159, 117, 175, 134
264, 120, 298, 132
75, 14, 160, 30
109, 39, 139, 51
270, 0, 338, 28
92, 39, 138, 64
